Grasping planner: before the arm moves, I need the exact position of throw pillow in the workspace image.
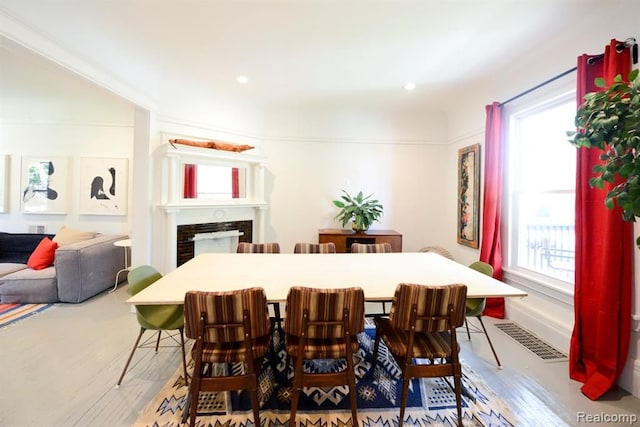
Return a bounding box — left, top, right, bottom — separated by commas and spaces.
27, 237, 58, 270
53, 226, 96, 246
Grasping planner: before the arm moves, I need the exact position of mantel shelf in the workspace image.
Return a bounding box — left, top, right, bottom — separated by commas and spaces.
158, 201, 268, 211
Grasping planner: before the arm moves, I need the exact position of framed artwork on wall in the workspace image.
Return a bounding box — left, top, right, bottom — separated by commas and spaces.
0, 155, 8, 213
457, 143, 480, 248
20, 156, 69, 214
79, 157, 128, 215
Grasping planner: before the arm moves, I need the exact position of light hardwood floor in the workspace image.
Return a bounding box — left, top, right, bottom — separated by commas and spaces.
0, 285, 638, 427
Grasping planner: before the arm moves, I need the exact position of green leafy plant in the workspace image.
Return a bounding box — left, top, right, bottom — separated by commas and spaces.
332, 190, 383, 232
568, 69, 640, 244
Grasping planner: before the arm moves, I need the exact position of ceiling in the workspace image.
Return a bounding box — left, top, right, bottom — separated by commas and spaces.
0, 1, 638, 118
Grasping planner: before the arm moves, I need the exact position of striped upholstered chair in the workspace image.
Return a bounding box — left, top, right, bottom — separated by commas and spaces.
350, 242, 392, 253
372, 283, 468, 427
182, 288, 272, 427
293, 242, 337, 253
284, 286, 365, 427
236, 242, 281, 253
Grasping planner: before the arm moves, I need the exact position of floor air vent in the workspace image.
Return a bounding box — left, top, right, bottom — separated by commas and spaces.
495, 322, 568, 362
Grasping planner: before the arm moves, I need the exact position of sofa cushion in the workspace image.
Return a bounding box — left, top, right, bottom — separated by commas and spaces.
0, 232, 54, 264
52, 226, 96, 247
0, 266, 57, 304
27, 237, 58, 270
0, 263, 29, 277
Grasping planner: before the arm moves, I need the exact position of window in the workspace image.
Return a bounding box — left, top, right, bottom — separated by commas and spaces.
507, 92, 576, 285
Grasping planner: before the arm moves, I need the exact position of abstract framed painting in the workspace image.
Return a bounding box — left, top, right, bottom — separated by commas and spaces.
457, 143, 480, 248
79, 157, 128, 215
20, 156, 69, 214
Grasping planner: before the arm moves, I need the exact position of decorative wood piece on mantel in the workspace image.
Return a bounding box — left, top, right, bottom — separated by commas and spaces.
169, 138, 254, 153
318, 229, 402, 253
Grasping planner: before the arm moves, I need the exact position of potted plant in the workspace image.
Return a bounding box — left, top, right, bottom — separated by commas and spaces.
332, 190, 383, 232
568, 69, 640, 245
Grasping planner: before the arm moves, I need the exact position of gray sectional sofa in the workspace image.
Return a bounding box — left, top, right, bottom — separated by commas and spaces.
0, 232, 128, 303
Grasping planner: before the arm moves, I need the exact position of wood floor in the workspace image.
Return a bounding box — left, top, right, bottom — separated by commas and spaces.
0, 285, 638, 427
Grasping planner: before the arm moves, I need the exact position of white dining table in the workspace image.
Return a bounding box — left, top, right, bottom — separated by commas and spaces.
126, 252, 527, 305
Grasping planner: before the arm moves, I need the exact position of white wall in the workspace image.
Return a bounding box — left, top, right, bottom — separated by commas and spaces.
0, 38, 134, 236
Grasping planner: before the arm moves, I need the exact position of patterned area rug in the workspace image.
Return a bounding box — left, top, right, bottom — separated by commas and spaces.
134, 327, 515, 427
0, 303, 55, 329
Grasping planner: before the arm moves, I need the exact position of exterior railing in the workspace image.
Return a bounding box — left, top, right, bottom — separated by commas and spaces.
522, 224, 575, 282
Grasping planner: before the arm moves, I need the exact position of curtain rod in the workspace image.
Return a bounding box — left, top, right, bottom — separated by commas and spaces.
499, 38, 638, 107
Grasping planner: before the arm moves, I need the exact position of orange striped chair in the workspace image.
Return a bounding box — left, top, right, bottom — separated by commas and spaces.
350, 242, 392, 253
284, 286, 365, 427
182, 288, 272, 427
293, 242, 337, 253
371, 283, 468, 427
236, 242, 281, 253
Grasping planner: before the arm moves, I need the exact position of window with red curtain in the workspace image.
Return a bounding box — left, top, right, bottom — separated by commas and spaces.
569, 39, 634, 401
480, 102, 505, 318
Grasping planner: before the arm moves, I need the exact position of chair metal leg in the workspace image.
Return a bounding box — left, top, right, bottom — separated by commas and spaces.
476, 316, 501, 367
116, 327, 146, 386
155, 330, 162, 352
464, 318, 471, 340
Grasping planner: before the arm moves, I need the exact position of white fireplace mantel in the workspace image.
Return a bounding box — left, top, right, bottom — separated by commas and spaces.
156, 139, 268, 271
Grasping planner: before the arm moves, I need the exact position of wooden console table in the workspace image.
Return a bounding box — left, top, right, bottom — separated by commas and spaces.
318, 229, 402, 253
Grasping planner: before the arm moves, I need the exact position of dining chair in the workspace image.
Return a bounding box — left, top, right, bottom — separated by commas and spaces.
350, 242, 392, 253
236, 241, 282, 333
465, 261, 501, 366
236, 242, 281, 253
116, 265, 187, 387
284, 286, 365, 427
418, 245, 454, 260
182, 287, 272, 427
371, 283, 468, 427
293, 242, 336, 253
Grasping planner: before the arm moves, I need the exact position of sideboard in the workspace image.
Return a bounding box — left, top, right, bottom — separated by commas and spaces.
318, 229, 402, 253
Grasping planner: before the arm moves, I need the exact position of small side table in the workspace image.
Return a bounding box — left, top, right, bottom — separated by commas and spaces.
111, 238, 132, 292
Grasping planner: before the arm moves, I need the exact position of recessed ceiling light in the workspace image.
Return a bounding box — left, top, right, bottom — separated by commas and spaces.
236, 75, 249, 84
404, 82, 416, 91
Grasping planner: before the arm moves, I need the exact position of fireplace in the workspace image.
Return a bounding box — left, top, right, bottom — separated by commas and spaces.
176, 220, 252, 266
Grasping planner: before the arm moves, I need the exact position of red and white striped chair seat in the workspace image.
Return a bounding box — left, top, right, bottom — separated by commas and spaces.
293, 242, 337, 253
350, 242, 392, 253
236, 242, 281, 253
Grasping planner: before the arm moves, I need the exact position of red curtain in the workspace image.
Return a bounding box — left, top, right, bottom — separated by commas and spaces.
480, 102, 505, 318
569, 39, 633, 400
184, 164, 198, 198
231, 167, 240, 198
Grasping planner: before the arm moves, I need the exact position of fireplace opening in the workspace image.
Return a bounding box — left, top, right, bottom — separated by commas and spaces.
176, 220, 252, 266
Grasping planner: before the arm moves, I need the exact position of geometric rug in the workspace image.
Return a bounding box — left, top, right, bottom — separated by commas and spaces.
0, 303, 55, 330
134, 325, 515, 427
